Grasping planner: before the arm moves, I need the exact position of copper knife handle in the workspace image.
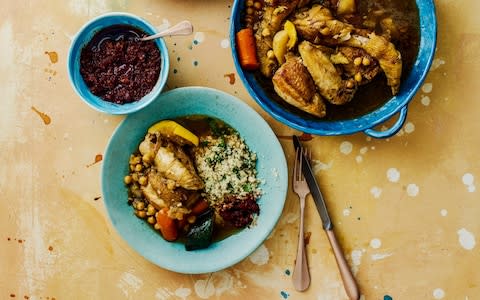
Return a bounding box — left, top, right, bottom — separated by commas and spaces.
326, 229, 360, 300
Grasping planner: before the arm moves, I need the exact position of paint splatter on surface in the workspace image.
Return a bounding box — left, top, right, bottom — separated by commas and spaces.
312, 159, 332, 173
387, 168, 400, 183
343, 208, 351, 216
117, 272, 143, 297
406, 184, 419, 197
220, 39, 230, 48
404, 122, 415, 134
356, 155, 363, 163
462, 173, 476, 192
193, 32, 205, 44
194, 278, 215, 299
340, 141, 353, 155
384, 295, 393, 300
351, 249, 364, 274
371, 253, 392, 261
370, 238, 381, 249
422, 83, 433, 93
224, 73, 235, 84
86, 154, 103, 167
45, 51, 58, 63
31, 106, 51, 125
280, 290, 289, 299
433, 288, 445, 299
249, 244, 269, 265
457, 228, 476, 250
370, 186, 382, 198
431, 58, 445, 70
174, 287, 191, 299
421, 95, 431, 106
440, 209, 448, 217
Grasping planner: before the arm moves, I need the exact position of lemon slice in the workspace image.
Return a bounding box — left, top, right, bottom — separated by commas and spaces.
148, 120, 199, 146
272, 30, 289, 64
284, 20, 297, 50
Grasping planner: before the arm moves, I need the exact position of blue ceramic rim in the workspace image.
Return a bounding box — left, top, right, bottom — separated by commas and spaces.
101, 86, 288, 274
230, 0, 437, 136
67, 12, 170, 115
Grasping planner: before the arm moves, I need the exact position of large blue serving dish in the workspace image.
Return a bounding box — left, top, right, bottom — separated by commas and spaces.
230, 0, 437, 138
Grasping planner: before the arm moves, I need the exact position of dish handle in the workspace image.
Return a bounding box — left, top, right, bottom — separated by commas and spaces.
363, 105, 408, 139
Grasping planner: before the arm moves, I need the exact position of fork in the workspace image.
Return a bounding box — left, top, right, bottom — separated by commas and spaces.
292, 147, 311, 291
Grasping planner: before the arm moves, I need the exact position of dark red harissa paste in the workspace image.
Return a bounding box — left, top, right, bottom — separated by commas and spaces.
80, 25, 161, 104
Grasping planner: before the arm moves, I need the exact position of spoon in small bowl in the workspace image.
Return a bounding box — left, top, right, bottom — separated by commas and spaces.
140, 20, 194, 41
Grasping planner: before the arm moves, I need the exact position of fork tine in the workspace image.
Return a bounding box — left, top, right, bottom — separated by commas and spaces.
293, 148, 299, 182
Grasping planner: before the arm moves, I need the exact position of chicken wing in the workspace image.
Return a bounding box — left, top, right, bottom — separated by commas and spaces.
298, 41, 357, 105
272, 55, 326, 117
292, 4, 402, 94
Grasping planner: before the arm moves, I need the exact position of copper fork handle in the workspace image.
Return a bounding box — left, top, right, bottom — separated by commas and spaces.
326, 229, 360, 300
292, 195, 310, 291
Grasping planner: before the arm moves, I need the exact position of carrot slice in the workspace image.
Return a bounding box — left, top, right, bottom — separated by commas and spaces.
236, 28, 260, 71
156, 208, 178, 242
191, 199, 209, 215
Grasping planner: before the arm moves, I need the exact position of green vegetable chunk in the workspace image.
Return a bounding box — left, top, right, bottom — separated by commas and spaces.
185, 209, 215, 251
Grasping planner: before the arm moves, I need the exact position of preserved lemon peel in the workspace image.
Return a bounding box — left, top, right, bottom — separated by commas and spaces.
284, 20, 297, 50
148, 120, 199, 146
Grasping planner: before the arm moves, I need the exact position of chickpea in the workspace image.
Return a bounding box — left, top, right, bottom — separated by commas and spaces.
253, 1, 262, 10
136, 201, 145, 211
354, 72, 363, 82
138, 176, 148, 186
246, 0, 254, 7
154, 223, 161, 231
353, 57, 362, 66
135, 164, 143, 172
246, 7, 254, 15
136, 210, 146, 219
346, 80, 355, 89
146, 204, 156, 216
131, 173, 139, 182
187, 215, 197, 224
362, 57, 371, 66
261, 28, 271, 37
124, 175, 132, 185
147, 216, 156, 224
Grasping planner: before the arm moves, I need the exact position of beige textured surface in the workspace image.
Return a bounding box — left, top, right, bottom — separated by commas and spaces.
1, 0, 479, 299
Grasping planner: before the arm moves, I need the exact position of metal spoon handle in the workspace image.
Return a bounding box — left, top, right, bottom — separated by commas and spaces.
141, 20, 193, 41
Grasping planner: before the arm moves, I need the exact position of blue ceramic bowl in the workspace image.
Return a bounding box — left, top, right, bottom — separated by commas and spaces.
102, 87, 288, 274
68, 12, 170, 115
230, 0, 437, 138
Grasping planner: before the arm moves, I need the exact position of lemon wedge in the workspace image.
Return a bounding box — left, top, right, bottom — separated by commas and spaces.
284, 20, 297, 50
272, 30, 289, 64
148, 120, 199, 146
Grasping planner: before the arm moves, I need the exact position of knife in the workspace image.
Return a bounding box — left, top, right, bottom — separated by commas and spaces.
292, 135, 360, 300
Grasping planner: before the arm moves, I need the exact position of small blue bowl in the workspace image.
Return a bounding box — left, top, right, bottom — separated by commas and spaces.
68, 12, 170, 115
102, 87, 288, 274
230, 0, 437, 138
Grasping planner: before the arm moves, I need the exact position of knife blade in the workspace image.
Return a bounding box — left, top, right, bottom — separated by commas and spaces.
293, 135, 332, 230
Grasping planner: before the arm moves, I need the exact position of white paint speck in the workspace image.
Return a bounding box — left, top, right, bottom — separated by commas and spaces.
249, 244, 269, 265
155, 287, 173, 300
220, 39, 230, 49
387, 168, 400, 183
350, 249, 364, 274
312, 159, 333, 173
174, 288, 192, 299
440, 209, 448, 217
194, 32, 205, 44
404, 122, 415, 134
360, 147, 368, 155
370, 186, 382, 199
422, 83, 433, 93
343, 208, 351, 216
421, 95, 431, 106
407, 183, 419, 197
117, 272, 143, 297
468, 185, 476, 192
194, 279, 215, 299
340, 141, 353, 155
369, 238, 381, 249
462, 173, 474, 185
433, 288, 445, 299
356, 155, 363, 163
370, 253, 392, 261
457, 228, 476, 250
431, 58, 445, 71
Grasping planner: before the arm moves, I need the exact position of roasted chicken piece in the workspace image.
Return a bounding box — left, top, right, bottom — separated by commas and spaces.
298, 41, 357, 105
331, 46, 381, 86
272, 55, 326, 117
292, 4, 402, 94
139, 133, 204, 190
